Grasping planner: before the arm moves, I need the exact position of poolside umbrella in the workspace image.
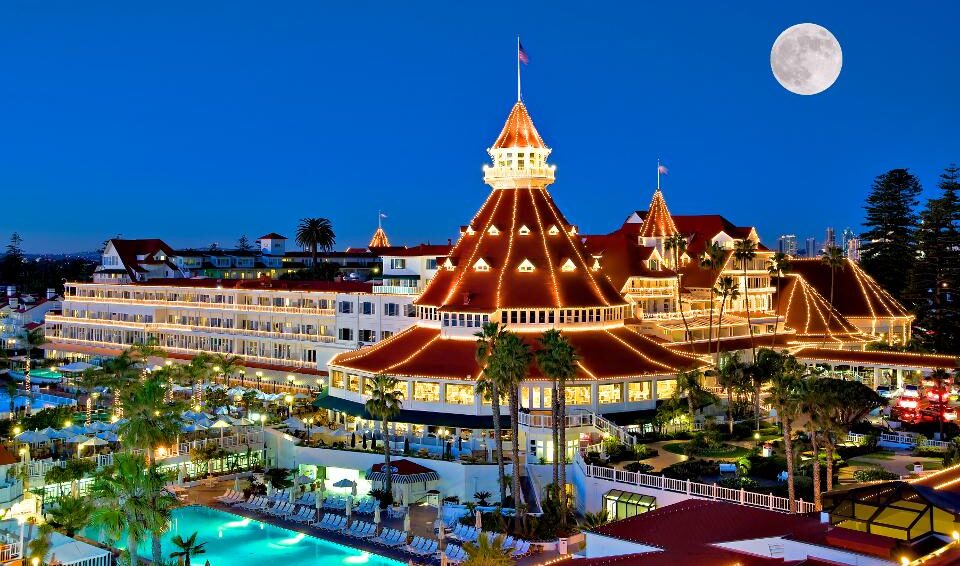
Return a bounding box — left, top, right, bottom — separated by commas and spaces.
233, 417, 254, 427
290, 475, 298, 503
345, 495, 353, 523
66, 434, 90, 445
38, 426, 58, 437
403, 510, 411, 536
78, 436, 106, 457
374, 505, 381, 526
316, 488, 323, 512
177, 464, 185, 485
234, 476, 241, 491
210, 418, 233, 442
63, 424, 86, 436
96, 431, 119, 442
15, 430, 49, 444
475, 509, 482, 530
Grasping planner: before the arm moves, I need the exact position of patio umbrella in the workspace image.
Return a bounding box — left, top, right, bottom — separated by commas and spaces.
403, 510, 412, 536
63, 425, 86, 436
47, 428, 71, 440
38, 427, 58, 437
346, 495, 353, 523
293, 393, 309, 400
210, 418, 233, 441
316, 488, 323, 512
374, 505, 381, 526
283, 417, 304, 431
96, 431, 119, 442
59, 361, 98, 373
177, 463, 185, 485
234, 477, 240, 491
290, 475, 298, 503
87, 421, 110, 432
233, 417, 254, 427
475, 509, 482, 530
66, 434, 90, 445
15, 430, 49, 444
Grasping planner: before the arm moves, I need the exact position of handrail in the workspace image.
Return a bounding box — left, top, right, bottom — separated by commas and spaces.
517, 411, 636, 447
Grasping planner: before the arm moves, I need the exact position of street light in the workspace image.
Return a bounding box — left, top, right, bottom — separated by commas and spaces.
285, 394, 294, 417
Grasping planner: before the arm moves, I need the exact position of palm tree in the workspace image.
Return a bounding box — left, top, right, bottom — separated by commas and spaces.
712, 276, 740, 365
673, 369, 713, 425
581, 509, 610, 530
89, 454, 176, 566
764, 351, 807, 511
169, 531, 207, 566
475, 322, 507, 505
365, 374, 403, 504
212, 353, 244, 387
799, 376, 829, 510
716, 352, 745, 434
732, 239, 758, 359
820, 247, 846, 350
4, 379, 17, 417
766, 252, 792, 348
27, 523, 53, 565
664, 234, 691, 342
489, 331, 532, 532
47, 494, 93, 537
534, 329, 578, 531
295, 217, 336, 268
462, 533, 513, 566
700, 242, 727, 357
820, 379, 885, 492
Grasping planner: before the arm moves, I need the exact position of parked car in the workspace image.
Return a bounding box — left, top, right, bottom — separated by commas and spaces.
876, 385, 893, 398
902, 384, 921, 398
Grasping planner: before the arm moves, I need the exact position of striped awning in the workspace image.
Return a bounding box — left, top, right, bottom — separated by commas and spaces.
367, 460, 439, 484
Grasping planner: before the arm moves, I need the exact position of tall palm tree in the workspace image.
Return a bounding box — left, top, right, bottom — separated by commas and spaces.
534, 329, 578, 530
212, 354, 244, 387
820, 247, 846, 350
799, 376, 828, 510
732, 239, 758, 359
489, 331, 532, 532
47, 494, 93, 537
712, 276, 740, 365
699, 242, 726, 356
365, 374, 403, 504
820, 379, 885, 492
462, 533, 513, 566
169, 532, 207, 566
89, 454, 176, 566
766, 251, 792, 339
295, 217, 336, 268
664, 234, 691, 342
4, 380, 17, 417
766, 351, 806, 512
716, 352, 745, 434
475, 322, 507, 505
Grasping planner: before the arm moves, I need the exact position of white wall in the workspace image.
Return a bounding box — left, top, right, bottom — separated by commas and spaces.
570, 464, 691, 514
582, 532, 660, 558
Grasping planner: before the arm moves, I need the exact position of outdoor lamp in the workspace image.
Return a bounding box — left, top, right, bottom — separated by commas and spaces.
31, 557, 38, 566
214, 366, 221, 373
256, 371, 263, 377
285, 394, 293, 404
193, 404, 202, 413
13, 426, 20, 436
165, 360, 172, 366
64, 420, 72, 428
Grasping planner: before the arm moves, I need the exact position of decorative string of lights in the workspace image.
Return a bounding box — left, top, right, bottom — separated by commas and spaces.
528, 187, 562, 307
494, 188, 521, 308
441, 189, 506, 306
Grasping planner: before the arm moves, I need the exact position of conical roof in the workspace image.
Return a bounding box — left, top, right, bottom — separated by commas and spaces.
415, 186, 626, 312
369, 227, 390, 248
491, 102, 546, 149
638, 189, 679, 239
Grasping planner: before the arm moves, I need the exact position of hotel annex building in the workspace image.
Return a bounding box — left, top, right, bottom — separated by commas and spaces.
44, 97, 958, 464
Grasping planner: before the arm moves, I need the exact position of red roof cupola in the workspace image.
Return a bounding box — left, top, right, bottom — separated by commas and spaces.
491, 101, 546, 149
484, 102, 555, 189
638, 189, 679, 239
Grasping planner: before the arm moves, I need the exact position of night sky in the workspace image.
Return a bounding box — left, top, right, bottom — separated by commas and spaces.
3, 1, 959, 253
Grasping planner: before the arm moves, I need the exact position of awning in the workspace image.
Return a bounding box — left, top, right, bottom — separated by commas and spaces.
368, 459, 440, 484
313, 395, 509, 429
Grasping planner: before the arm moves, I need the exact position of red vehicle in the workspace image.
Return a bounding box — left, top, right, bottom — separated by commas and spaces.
927, 388, 951, 403
898, 397, 919, 409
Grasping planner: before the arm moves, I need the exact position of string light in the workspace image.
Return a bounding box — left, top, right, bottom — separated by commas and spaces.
494, 188, 520, 308
528, 187, 562, 307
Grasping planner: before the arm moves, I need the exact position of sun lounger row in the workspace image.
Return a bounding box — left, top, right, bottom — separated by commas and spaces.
289, 507, 316, 523
370, 528, 407, 547
441, 544, 466, 564
448, 524, 479, 543
313, 513, 348, 531
214, 490, 245, 504
296, 492, 317, 506
403, 536, 438, 557
343, 521, 377, 539
353, 499, 377, 515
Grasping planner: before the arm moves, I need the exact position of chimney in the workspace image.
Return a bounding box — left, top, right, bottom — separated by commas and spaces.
46, 288, 56, 300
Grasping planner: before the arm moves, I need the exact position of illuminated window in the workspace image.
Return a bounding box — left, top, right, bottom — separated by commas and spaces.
565, 385, 591, 406
347, 375, 361, 393
542, 386, 552, 409
656, 379, 677, 400
445, 384, 475, 405
599, 384, 622, 404
443, 258, 456, 270
413, 382, 441, 402
331, 370, 345, 389
592, 258, 601, 271
548, 225, 560, 236
569, 226, 578, 235
465, 226, 476, 235
518, 259, 535, 272
518, 225, 531, 236
488, 225, 500, 236
628, 382, 651, 402
561, 259, 576, 272
474, 259, 491, 272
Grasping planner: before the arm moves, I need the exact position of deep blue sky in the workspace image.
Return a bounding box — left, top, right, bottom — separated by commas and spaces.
3, 1, 959, 253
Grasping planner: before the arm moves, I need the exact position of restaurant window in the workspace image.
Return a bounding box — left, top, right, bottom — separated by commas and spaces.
656, 379, 677, 400
565, 385, 591, 406
413, 382, 441, 402
542, 386, 552, 409
627, 381, 651, 402
347, 375, 361, 393
445, 384, 475, 406
331, 370, 345, 389
520, 387, 530, 409
598, 384, 622, 404
362, 377, 374, 396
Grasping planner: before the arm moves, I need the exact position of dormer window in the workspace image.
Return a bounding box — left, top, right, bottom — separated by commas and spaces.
518, 225, 531, 236
561, 259, 576, 272
443, 258, 456, 271
465, 226, 476, 235
474, 258, 491, 272
548, 225, 560, 236
592, 258, 601, 271
518, 259, 535, 272
488, 226, 500, 236
569, 226, 578, 236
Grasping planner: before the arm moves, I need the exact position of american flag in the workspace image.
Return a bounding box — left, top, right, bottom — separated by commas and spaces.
518, 41, 529, 64
658, 164, 668, 175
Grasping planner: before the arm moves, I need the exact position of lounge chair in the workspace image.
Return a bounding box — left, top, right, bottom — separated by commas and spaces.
512, 540, 531, 557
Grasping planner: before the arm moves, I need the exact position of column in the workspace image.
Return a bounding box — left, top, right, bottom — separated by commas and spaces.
873, 367, 880, 390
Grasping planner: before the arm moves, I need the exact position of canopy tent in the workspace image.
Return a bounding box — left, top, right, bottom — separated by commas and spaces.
58, 361, 100, 373
368, 459, 440, 508
15, 430, 50, 444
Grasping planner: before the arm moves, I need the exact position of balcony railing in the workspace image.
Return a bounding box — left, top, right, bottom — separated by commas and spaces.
64, 295, 336, 316
625, 287, 675, 297
483, 164, 556, 183
372, 285, 422, 295
48, 316, 337, 344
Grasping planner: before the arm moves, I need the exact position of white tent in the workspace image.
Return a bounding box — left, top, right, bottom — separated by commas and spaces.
58, 361, 99, 373
283, 416, 304, 431
46, 536, 112, 566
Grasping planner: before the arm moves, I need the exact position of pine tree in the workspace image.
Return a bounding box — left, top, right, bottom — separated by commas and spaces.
1, 233, 25, 285
906, 165, 960, 352
237, 235, 252, 251
860, 169, 922, 299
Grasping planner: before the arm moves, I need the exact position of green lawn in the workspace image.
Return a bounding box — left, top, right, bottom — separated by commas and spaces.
849, 451, 896, 462
662, 442, 752, 459
905, 461, 944, 472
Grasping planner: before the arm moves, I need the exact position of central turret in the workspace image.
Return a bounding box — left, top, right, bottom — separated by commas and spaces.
483, 102, 555, 189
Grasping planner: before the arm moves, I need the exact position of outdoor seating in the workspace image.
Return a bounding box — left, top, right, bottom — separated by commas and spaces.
371, 528, 405, 547
441, 544, 466, 564
292, 508, 316, 523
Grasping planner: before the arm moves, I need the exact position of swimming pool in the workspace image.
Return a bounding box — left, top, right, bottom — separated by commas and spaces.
86, 505, 402, 566
8, 368, 63, 383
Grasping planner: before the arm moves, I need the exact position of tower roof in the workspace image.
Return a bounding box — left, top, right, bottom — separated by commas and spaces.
491, 102, 546, 149
368, 226, 390, 248
638, 189, 679, 239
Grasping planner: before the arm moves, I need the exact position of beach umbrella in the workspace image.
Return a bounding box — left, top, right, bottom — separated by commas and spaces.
346, 495, 353, 523
210, 418, 233, 442
403, 509, 412, 536
475, 509, 482, 530
95, 431, 119, 442
374, 505, 381, 526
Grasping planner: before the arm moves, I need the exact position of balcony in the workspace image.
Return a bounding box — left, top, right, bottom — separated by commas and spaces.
373, 285, 422, 295
483, 164, 556, 184
625, 286, 675, 297
64, 295, 336, 317
47, 315, 337, 344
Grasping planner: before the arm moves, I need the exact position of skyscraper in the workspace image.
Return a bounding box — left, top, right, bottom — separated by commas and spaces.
778, 234, 798, 256
825, 227, 836, 249
805, 237, 817, 257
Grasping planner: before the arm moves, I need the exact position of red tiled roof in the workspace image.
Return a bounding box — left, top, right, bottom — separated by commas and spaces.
416, 187, 626, 311
491, 101, 545, 149
788, 259, 911, 320
331, 325, 703, 381
637, 190, 678, 239
131, 278, 373, 293
795, 347, 959, 370
108, 239, 176, 281
257, 233, 287, 240
777, 275, 868, 343
574, 549, 786, 566
374, 244, 453, 257
582, 233, 675, 292
368, 227, 390, 248
369, 459, 435, 477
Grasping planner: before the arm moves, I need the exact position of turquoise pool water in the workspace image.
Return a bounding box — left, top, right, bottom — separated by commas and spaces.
9, 368, 63, 383
86, 505, 401, 566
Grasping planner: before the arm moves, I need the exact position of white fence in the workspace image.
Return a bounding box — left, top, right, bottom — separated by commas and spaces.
574, 451, 816, 514
847, 431, 953, 450
0, 542, 22, 562
519, 411, 636, 447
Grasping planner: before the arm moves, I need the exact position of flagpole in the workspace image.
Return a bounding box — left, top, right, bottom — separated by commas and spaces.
517, 35, 521, 102
378, 209, 382, 229
657, 158, 661, 191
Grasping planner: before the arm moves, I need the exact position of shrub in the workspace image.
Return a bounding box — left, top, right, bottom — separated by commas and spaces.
662, 459, 719, 481
624, 462, 654, 474
603, 437, 634, 463
914, 446, 949, 459
634, 445, 658, 460
748, 455, 788, 481
717, 476, 760, 490
852, 468, 899, 482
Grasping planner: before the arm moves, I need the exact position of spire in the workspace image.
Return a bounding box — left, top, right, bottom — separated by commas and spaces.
484, 101, 554, 188
491, 102, 546, 149
638, 189, 678, 239
369, 227, 390, 248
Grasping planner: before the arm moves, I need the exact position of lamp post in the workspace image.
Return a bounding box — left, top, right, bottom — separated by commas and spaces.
255, 371, 263, 392
260, 413, 266, 433
285, 394, 294, 418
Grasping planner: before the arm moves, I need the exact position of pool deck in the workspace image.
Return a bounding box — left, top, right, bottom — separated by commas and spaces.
187, 479, 566, 566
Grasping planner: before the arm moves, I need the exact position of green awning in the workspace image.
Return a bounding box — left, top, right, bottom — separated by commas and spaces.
313, 395, 509, 429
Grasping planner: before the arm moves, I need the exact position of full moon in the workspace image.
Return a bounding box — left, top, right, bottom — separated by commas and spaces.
771, 23, 842, 95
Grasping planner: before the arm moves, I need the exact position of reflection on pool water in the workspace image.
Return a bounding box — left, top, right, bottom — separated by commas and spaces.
85, 505, 402, 566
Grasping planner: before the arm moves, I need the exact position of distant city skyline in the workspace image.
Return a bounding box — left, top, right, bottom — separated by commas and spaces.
3, 1, 958, 253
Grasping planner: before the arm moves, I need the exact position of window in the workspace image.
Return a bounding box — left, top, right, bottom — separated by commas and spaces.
656, 379, 677, 400
561, 259, 576, 272
518, 259, 535, 272
358, 329, 376, 342
390, 258, 406, 269
565, 385, 591, 406
518, 225, 531, 236
474, 259, 490, 272
348, 375, 361, 393
384, 303, 400, 317
488, 225, 500, 236
542, 386, 552, 409
361, 301, 375, 315
599, 384, 622, 404
381, 330, 394, 340
338, 301, 354, 314
338, 328, 354, 341
548, 225, 560, 236
413, 382, 440, 402
445, 384, 475, 405
331, 370, 345, 389
426, 258, 438, 270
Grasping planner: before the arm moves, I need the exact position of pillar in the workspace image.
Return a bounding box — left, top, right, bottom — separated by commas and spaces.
873, 367, 880, 390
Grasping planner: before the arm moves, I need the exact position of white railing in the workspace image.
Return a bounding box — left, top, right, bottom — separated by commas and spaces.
574, 451, 816, 514
63, 296, 338, 316
483, 164, 556, 182
372, 285, 421, 295
49, 315, 337, 344
624, 287, 675, 297
518, 411, 635, 446
0, 542, 22, 562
